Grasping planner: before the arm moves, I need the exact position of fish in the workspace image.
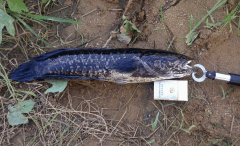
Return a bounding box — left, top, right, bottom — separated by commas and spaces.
9, 48, 193, 84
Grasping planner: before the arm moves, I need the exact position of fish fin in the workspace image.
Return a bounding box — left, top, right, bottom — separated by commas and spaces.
31, 48, 88, 61
111, 59, 139, 73
42, 74, 93, 80
31, 48, 111, 61
114, 80, 127, 85
140, 60, 160, 76
30, 49, 67, 61
9, 61, 39, 82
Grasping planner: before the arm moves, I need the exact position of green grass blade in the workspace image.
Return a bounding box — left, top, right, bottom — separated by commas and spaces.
220, 4, 239, 31
205, 3, 239, 29
146, 138, 155, 144
187, 125, 196, 133
15, 90, 37, 97
22, 13, 82, 24
237, 3, 240, 36
220, 85, 226, 100
67, 128, 81, 146
191, 0, 227, 32
220, 86, 233, 100
158, 100, 164, 107
42, 0, 50, 3
209, 13, 215, 23
190, 15, 193, 31
186, 0, 227, 45
19, 14, 49, 28
224, 88, 233, 100
232, 138, 239, 146
159, 3, 163, 22
13, 14, 52, 47
152, 112, 159, 131
238, 12, 240, 36
0, 63, 16, 98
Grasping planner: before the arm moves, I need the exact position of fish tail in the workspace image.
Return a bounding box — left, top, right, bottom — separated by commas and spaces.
9, 61, 40, 82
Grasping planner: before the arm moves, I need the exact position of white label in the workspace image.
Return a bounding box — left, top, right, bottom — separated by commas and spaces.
159, 82, 178, 100
154, 80, 188, 101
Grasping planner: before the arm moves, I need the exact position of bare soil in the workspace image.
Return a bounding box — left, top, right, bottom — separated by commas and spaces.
1, 0, 240, 145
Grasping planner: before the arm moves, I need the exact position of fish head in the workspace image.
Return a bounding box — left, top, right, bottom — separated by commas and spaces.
175, 56, 193, 76
151, 54, 193, 78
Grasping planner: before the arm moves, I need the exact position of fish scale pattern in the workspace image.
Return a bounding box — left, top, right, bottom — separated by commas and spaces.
9, 48, 193, 83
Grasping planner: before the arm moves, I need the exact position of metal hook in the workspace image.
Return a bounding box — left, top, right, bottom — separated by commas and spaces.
192, 64, 207, 82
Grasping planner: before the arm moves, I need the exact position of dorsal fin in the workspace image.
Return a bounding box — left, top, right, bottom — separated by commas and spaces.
30, 48, 111, 61
31, 49, 67, 61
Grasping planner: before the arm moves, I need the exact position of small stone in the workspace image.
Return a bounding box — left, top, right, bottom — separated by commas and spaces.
137, 11, 145, 22
210, 114, 221, 124
199, 29, 211, 39
194, 39, 202, 45
106, 0, 118, 4
63, 0, 72, 7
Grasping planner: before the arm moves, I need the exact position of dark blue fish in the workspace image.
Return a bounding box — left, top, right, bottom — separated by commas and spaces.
9, 48, 193, 84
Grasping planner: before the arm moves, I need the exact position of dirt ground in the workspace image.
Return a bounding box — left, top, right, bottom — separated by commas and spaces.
1, 0, 240, 145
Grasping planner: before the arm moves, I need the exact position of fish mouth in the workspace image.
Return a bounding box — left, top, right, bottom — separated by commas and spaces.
182, 60, 193, 75
183, 60, 192, 69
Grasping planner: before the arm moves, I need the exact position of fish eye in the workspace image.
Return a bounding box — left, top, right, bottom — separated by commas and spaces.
180, 55, 187, 60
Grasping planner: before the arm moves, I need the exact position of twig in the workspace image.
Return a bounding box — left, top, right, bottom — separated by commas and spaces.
61, 109, 109, 133
102, 35, 113, 48
0, 43, 18, 50
133, 126, 139, 137
81, 8, 100, 18
150, 101, 164, 115
0, 96, 6, 144
5, 32, 31, 40
76, 23, 119, 48
109, 85, 124, 125
121, 84, 140, 109
110, 107, 128, 135
14, 22, 29, 60
71, 0, 81, 16
123, 0, 133, 16
167, 36, 175, 51
230, 115, 235, 137
74, 81, 107, 94
162, 0, 181, 12
49, 5, 71, 14
107, 9, 123, 11
127, 126, 160, 140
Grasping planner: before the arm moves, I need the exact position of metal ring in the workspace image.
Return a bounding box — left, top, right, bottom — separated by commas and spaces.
192, 64, 207, 82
